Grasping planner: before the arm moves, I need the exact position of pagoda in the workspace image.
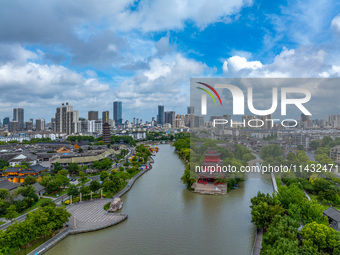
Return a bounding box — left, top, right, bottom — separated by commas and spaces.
197, 150, 225, 184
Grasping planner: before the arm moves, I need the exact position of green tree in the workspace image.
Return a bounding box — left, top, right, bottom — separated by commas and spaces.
79, 185, 90, 196
24, 175, 36, 186
39, 175, 52, 187
102, 180, 117, 195
89, 180, 101, 193
54, 162, 62, 173
67, 184, 79, 197
79, 170, 86, 181
301, 221, 340, 253
100, 170, 109, 181
5, 205, 19, 222
260, 144, 284, 160
68, 163, 80, 174
0, 188, 9, 200
58, 169, 69, 176
181, 168, 197, 188
0, 159, 8, 169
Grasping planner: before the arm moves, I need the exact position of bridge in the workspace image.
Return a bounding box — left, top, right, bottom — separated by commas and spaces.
248, 159, 263, 166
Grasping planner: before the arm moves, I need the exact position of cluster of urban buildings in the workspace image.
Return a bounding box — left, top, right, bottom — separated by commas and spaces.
2, 102, 340, 150
0, 102, 203, 137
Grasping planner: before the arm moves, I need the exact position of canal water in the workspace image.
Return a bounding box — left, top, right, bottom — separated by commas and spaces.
46, 144, 273, 255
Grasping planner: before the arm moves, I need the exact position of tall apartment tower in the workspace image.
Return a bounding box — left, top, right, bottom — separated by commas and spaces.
157, 105, 164, 125
36, 118, 45, 131
88, 111, 99, 121
164, 111, 176, 125
113, 101, 122, 125
13, 108, 24, 130
187, 106, 194, 114
55, 103, 80, 135
102, 111, 109, 124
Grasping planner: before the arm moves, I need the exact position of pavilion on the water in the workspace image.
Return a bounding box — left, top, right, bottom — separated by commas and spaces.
193, 150, 228, 195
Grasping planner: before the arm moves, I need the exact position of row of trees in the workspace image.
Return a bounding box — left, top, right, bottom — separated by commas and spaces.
0, 203, 71, 254
251, 185, 340, 254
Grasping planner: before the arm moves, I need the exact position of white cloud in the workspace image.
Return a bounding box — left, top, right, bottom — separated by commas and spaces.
116, 0, 251, 31
222, 47, 337, 78
115, 53, 207, 114
331, 15, 340, 32
0, 46, 111, 119
222, 56, 262, 74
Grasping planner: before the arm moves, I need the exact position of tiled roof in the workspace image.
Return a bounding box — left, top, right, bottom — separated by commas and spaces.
324, 207, 340, 222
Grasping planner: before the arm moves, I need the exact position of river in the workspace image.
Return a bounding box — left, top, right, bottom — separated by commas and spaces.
46, 144, 273, 255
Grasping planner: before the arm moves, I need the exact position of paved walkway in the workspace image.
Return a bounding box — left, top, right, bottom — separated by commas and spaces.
67, 199, 126, 230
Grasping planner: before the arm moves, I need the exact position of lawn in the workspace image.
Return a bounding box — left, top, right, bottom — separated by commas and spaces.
18, 198, 52, 216
0, 221, 5, 225
44, 190, 67, 198
308, 193, 340, 211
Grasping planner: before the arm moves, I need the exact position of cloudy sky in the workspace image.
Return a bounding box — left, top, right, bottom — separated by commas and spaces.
0, 0, 340, 122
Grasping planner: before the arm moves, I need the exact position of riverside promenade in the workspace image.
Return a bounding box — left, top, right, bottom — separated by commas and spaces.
251, 171, 278, 255
28, 157, 154, 255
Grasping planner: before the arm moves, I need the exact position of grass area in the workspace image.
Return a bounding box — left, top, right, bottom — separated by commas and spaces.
76, 178, 91, 186
0, 221, 5, 225
275, 177, 282, 188
308, 193, 340, 211
18, 198, 52, 216
44, 190, 67, 198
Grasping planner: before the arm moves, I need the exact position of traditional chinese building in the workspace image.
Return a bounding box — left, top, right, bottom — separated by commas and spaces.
193, 150, 228, 195
4, 164, 47, 183
197, 150, 224, 184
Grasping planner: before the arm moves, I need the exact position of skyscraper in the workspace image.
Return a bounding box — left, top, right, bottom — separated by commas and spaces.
55, 103, 80, 135
3, 117, 9, 126
157, 105, 164, 125
88, 111, 99, 121
164, 111, 175, 125
13, 108, 24, 130
102, 111, 109, 124
113, 101, 122, 125
187, 106, 194, 114
36, 118, 45, 131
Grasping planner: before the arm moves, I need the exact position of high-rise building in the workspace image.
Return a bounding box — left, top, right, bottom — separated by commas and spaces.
194, 116, 204, 127
88, 111, 98, 121
173, 114, 185, 128
102, 111, 109, 124
113, 101, 122, 125
8, 121, 18, 132
329, 115, 340, 128
36, 118, 45, 131
3, 117, 9, 126
301, 114, 310, 129
54, 103, 80, 135
164, 111, 176, 125
51, 118, 56, 131
25, 121, 33, 130
13, 108, 24, 130
187, 106, 195, 114
157, 105, 164, 125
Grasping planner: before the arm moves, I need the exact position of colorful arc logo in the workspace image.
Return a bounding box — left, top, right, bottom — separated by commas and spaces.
196, 82, 222, 106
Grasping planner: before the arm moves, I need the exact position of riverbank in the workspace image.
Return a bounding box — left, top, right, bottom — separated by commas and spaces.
28, 156, 154, 255
45, 144, 274, 255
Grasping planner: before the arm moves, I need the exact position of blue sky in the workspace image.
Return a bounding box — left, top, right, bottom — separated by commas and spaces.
0, 0, 340, 122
